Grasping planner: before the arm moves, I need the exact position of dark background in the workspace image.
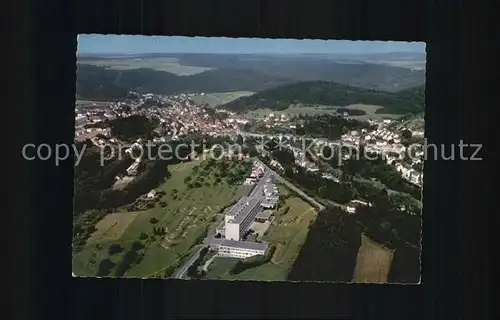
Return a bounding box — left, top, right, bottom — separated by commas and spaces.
8, 0, 489, 318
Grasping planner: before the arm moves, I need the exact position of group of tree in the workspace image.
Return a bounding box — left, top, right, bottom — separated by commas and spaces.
295, 114, 374, 140
287, 207, 361, 282
153, 226, 166, 236
186, 158, 251, 188
108, 115, 158, 141
113, 241, 146, 277
186, 247, 209, 278
281, 165, 355, 204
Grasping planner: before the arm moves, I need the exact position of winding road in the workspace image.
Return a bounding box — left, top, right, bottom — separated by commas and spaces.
173, 246, 204, 279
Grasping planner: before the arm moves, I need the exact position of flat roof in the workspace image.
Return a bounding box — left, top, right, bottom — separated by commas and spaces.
227, 196, 249, 217
255, 211, 272, 219
261, 199, 277, 207
215, 220, 225, 231
229, 197, 263, 224
204, 237, 268, 251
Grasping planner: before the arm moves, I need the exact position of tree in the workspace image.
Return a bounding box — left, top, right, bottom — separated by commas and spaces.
401, 129, 412, 140
149, 217, 159, 224
97, 258, 116, 276
132, 241, 144, 251
108, 244, 124, 255
236, 134, 244, 145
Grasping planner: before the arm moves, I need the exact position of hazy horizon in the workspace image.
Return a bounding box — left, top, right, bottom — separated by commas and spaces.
77, 35, 426, 55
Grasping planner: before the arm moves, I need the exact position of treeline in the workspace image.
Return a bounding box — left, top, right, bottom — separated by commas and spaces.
108, 115, 158, 141
74, 146, 135, 214
73, 155, 170, 215
287, 207, 361, 282
221, 81, 425, 115
229, 245, 276, 275
282, 166, 355, 204
114, 241, 146, 277
72, 210, 107, 253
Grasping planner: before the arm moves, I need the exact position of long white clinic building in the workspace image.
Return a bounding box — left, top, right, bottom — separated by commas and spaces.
203, 238, 268, 259
220, 196, 263, 240
207, 166, 280, 259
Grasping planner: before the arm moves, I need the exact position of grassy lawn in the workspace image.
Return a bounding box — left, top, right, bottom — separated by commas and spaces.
204, 257, 240, 280
72, 239, 136, 277
243, 104, 402, 121
352, 234, 395, 283
263, 196, 317, 264
73, 159, 253, 278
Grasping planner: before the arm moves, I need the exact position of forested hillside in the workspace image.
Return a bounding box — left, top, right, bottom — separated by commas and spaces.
75, 64, 293, 100
141, 53, 425, 91
221, 81, 425, 114
76, 55, 425, 101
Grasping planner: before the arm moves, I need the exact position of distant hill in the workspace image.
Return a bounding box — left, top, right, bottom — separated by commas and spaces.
168, 53, 425, 91
76, 53, 425, 100
76, 64, 294, 100
220, 81, 425, 114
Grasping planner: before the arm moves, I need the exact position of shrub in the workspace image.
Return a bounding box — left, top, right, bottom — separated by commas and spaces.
108, 244, 124, 255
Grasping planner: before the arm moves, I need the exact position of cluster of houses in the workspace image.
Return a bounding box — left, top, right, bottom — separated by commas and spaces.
244, 165, 265, 185
291, 147, 319, 172
346, 199, 372, 214
395, 164, 423, 186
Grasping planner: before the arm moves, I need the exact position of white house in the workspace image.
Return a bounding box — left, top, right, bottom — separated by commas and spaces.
147, 189, 157, 199
204, 238, 268, 259
346, 199, 371, 214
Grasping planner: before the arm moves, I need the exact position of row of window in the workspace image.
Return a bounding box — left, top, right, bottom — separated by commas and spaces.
219, 247, 263, 254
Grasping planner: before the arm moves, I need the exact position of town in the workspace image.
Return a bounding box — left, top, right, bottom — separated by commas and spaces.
73, 36, 424, 284
75, 92, 424, 189
73, 91, 424, 281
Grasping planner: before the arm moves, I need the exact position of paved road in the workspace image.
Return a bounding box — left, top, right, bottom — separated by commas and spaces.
173, 246, 204, 279
255, 160, 325, 211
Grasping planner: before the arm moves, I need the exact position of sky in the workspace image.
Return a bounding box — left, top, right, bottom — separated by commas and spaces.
77, 35, 425, 55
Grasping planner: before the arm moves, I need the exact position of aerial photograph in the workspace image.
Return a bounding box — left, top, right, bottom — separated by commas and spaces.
73, 35, 425, 283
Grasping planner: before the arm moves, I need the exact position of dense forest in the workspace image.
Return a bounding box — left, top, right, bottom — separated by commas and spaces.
221, 81, 425, 115
108, 115, 158, 141
79, 53, 424, 91
76, 64, 293, 100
